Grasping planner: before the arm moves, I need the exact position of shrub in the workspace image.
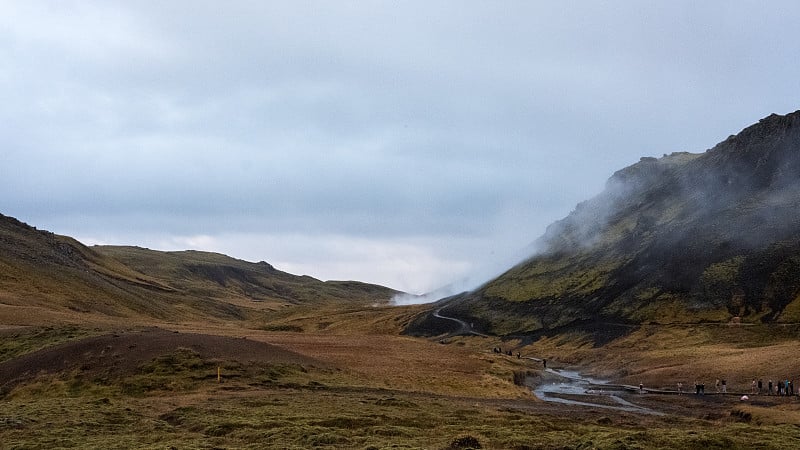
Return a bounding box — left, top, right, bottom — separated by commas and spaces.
449, 435, 482, 449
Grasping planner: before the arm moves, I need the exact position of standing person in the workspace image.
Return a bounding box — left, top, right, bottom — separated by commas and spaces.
768, 380, 774, 395
721, 379, 727, 394
695, 381, 700, 395
639, 382, 644, 394
758, 378, 763, 394
715, 379, 721, 393
751, 379, 757, 394
678, 381, 683, 395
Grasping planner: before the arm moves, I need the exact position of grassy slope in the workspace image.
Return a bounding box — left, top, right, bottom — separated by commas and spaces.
0, 214, 398, 328
445, 111, 800, 336
0, 214, 178, 322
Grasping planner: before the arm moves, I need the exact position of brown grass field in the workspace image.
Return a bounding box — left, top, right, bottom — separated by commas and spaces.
2, 304, 800, 449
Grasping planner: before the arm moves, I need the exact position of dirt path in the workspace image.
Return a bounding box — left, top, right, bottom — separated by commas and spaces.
433, 306, 488, 337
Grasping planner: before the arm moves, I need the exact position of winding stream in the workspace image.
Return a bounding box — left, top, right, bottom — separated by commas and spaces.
532, 368, 663, 415
429, 308, 663, 415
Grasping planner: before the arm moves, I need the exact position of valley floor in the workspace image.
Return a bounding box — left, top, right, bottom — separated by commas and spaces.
2, 321, 800, 449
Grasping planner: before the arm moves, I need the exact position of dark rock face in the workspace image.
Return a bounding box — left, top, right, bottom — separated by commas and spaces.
435, 110, 800, 337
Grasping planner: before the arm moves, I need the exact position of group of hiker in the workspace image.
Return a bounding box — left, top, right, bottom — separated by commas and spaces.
750, 378, 796, 396
679, 379, 728, 395
492, 347, 521, 359
673, 378, 797, 396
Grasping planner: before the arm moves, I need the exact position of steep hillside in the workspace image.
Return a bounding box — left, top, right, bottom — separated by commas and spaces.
0, 214, 180, 321
0, 214, 397, 325
428, 110, 800, 337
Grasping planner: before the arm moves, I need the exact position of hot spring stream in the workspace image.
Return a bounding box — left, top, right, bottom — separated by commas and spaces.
532, 368, 663, 415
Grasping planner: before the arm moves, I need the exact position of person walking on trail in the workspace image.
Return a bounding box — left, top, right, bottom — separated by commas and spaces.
543, 359, 547, 369
758, 378, 763, 394
639, 382, 644, 394
751, 379, 757, 394
768, 380, 774, 395
721, 379, 727, 394
677, 381, 683, 395
715, 379, 720, 393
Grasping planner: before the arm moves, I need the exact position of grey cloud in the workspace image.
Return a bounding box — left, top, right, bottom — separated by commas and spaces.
3, 1, 800, 292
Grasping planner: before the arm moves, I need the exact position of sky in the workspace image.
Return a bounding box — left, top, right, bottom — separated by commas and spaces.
2, 1, 800, 296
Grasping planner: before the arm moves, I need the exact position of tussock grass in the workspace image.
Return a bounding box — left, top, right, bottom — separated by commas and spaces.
0, 325, 98, 362
14, 389, 789, 450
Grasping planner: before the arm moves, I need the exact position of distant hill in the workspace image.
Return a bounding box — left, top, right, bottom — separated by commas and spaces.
0, 214, 397, 325
417, 110, 800, 338
94, 246, 397, 307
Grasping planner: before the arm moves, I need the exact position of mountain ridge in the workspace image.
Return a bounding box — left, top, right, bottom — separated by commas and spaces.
414, 110, 800, 338
0, 213, 397, 325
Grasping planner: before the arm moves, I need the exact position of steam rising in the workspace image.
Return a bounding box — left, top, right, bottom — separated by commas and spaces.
391, 111, 800, 307
391, 241, 540, 305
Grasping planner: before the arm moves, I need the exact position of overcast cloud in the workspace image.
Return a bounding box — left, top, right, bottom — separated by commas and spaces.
2, 1, 800, 294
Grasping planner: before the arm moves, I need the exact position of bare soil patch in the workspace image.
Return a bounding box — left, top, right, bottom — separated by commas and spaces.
0, 328, 321, 393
